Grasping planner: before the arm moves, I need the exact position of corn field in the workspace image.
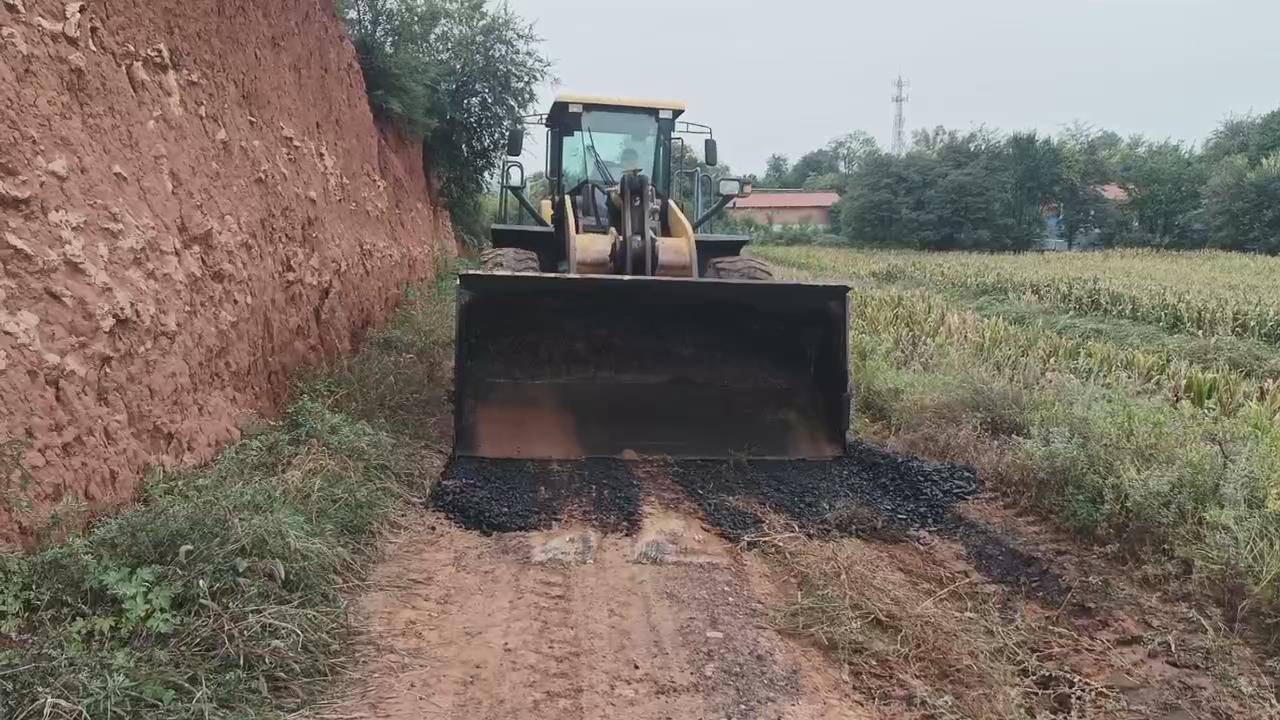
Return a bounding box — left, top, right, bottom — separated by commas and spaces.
849, 287, 1280, 430
758, 245, 1280, 621
770, 248, 1280, 345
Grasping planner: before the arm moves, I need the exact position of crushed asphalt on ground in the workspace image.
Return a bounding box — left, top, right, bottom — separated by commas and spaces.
435, 457, 645, 534
661, 441, 981, 540
434, 442, 1067, 602
436, 442, 979, 536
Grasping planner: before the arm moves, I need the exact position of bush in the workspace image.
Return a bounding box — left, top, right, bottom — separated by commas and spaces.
719, 216, 844, 247
1205, 154, 1280, 254
0, 403, 415, 719
339, 0, 549, 214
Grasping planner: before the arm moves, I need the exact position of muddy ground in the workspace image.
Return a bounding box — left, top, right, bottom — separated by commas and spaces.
314, 446, 1279, 719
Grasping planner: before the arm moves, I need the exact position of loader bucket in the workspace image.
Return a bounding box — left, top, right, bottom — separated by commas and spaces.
453, 272, 850, 459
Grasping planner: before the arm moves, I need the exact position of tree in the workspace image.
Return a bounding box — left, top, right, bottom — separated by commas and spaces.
839, 129, 1040, 251
839, 151, 926, 246
1054, 124, 1123, 248
798, 107, 1280, 253
1201, 111, 1280, 251
1003, 131, 1064, 238
826, 132, 880, 174
801, 172, 845, 191
341, 0, 443, 136
911, 125, 965, 154
760, 134, 879, 191
339, 0, 550, 238
1203, 110, 1280, 166
1205, 154, 1280, 252
1113, 138, 1206, 245
761, 154, 790, 187
783, 148, 841, 188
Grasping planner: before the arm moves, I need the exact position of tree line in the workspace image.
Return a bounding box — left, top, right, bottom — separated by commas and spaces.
755, 110, 1280, 253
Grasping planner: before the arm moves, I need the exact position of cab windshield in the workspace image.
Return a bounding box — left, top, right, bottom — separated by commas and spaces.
562, 109, 660, 190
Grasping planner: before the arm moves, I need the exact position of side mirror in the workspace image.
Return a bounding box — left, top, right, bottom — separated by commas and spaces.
501, 161, 525, 189
716, 177, 751, 198
704, 138, 718, 167
506, 128, 524, 157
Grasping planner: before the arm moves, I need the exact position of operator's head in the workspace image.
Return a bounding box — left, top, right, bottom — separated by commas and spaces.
620, 148, 641, 170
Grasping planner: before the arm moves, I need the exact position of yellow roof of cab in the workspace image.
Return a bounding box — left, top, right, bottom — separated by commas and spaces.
551, 94, 687, 116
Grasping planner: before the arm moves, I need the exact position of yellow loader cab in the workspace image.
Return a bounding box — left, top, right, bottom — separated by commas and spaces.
455, 95, 851, 460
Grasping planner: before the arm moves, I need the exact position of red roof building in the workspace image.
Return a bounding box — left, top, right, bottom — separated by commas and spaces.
1096, 183, 1130, 202
727, 190, 840, 229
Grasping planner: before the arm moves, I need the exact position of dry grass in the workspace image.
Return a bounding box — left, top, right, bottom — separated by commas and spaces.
750, 524, 1125, 719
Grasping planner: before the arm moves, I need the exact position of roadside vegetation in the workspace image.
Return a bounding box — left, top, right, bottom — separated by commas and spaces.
755, 527, 1124, 718
338, 0, 550, 242
0, 276, 457, 720
759, 245, 1280, 633
752, 519, 1280, 718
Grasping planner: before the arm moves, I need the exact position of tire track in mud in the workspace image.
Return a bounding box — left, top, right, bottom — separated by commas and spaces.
570, 539, 710, 717
314, 509, 869, 720
493, 563, 586, 719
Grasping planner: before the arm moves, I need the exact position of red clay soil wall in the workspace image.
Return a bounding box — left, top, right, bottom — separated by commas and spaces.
0, 0, 454, 546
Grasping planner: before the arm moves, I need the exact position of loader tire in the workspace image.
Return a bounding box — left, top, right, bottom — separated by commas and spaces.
480, 247, 541, 273
703, 256, 775, 281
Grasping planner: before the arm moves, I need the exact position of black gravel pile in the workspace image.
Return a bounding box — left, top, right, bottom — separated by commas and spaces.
663, 443, 1069, 604
434, 443, 1069, 605
950, 520, 1071, 605
433, 443, 979, 540
434, 458, 644, 534
664, 441, 981, 542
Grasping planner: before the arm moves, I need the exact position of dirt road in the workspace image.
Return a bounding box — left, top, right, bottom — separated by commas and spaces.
314, 453, 1279, 720
315, 507, 865, 720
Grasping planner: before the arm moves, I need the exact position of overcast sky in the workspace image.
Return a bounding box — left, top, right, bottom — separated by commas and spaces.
502, 0, 1280, 176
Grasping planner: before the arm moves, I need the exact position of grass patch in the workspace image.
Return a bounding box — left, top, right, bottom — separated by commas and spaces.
0, 271, 458, 719
302, 270, 458, 441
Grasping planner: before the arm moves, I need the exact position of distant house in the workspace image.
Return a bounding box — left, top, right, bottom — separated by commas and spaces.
1037, 183, 1130, 251
727, 190, 840, 229
1095, 183, 1129, 203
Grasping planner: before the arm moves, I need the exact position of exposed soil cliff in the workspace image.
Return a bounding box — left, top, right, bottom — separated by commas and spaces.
0, 0, 453, 545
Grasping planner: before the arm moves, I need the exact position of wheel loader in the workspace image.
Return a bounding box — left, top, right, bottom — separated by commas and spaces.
454, 95, 850, 459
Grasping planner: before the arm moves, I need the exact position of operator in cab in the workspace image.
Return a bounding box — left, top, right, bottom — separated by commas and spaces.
620, 147, 643, 173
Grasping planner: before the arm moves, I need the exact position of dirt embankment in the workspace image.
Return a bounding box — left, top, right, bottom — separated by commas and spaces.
0, 0, 454, 545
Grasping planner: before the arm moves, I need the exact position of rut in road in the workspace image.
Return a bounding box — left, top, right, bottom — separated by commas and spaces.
313, 505, 865, 720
